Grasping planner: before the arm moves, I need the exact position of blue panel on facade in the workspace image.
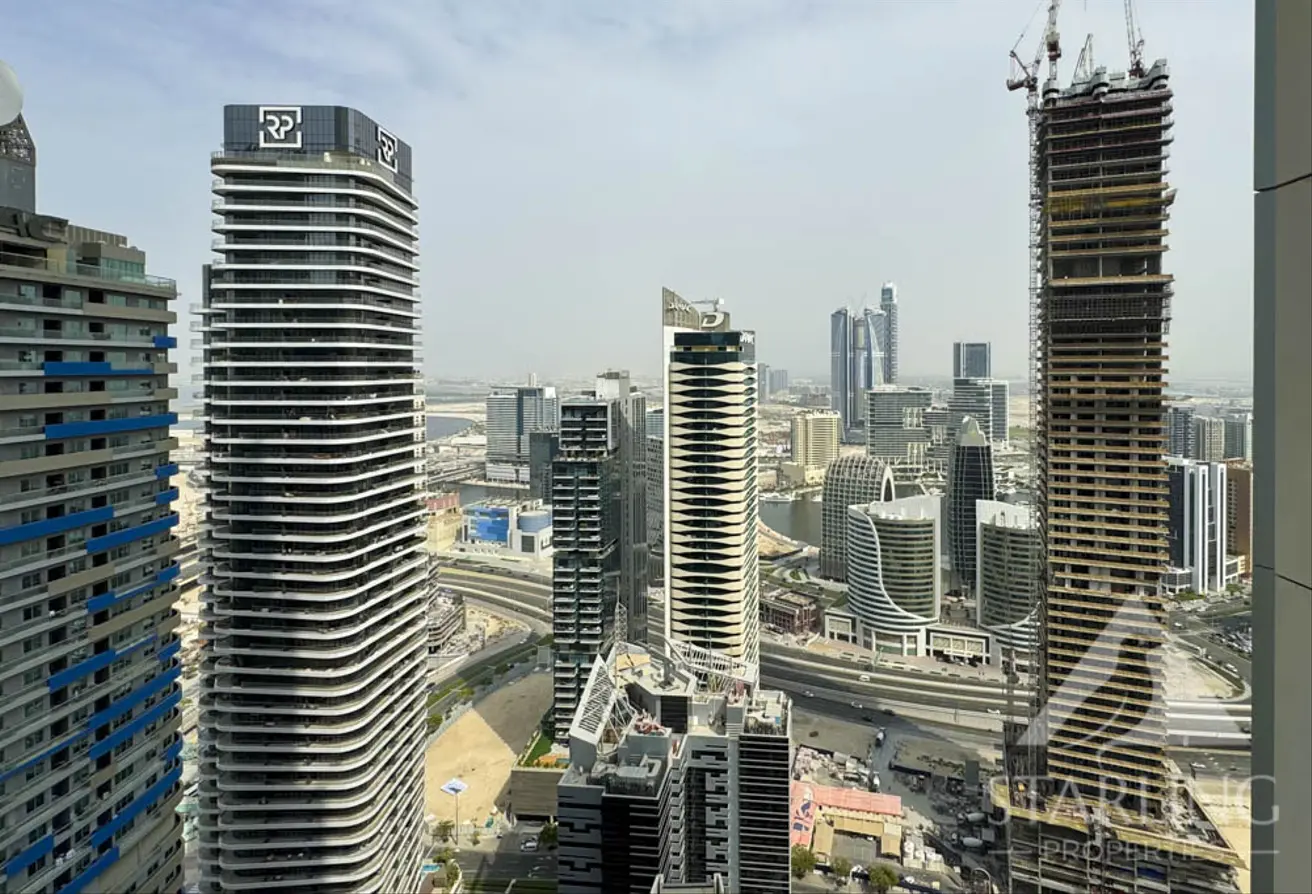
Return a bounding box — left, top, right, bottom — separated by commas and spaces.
47, 634, 158, 691
164, 737, 184, 764
86, 666, 181, 732
86, 562, 181, 613
90, 766, 183, 849
45, 413, 179, 440
2, 833, 54, 877
56, 846, 119, 894
467, 506, 511, 544
0, 729, 90, 785
153, 487, 180, 506
0, 506, 115, 547
85, 513, 178, 555
43, 362, 153, 376
154, 462, 179, 479
158, 639, 181, 663
151, 335, 177, 349
88, 691, 182, 762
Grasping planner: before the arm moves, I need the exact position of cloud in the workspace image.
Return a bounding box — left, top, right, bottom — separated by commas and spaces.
4, 0, 1254, 383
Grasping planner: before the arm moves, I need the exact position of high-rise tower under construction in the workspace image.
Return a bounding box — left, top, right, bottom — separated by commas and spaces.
1000, 42, 1242, 894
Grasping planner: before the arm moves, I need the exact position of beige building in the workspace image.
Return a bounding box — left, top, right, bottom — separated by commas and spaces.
663, 289, 761, 675
781, 410, 840, 486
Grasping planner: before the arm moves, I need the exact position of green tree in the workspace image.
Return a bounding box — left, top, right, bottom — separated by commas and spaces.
469, 830, 480, 846
790, 845, 817, 880
435, 820, 455, 843
831, 856, 852, 886
540, 820, 559, 849
444, 861, 461, 888
869, 865, 899, 894
495, 663, 510, 676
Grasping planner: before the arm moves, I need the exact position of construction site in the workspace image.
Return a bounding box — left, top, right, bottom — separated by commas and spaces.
997, 1, 1245, 892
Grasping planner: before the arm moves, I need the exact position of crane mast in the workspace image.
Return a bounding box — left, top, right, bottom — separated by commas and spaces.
1004, 0, 1062, 782
1125, 0, 1146, 77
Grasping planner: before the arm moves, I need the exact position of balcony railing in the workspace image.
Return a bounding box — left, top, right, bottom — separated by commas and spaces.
0, 250, 176, 289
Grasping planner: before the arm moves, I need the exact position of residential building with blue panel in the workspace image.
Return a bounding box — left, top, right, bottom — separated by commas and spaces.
0, 88, 185, 894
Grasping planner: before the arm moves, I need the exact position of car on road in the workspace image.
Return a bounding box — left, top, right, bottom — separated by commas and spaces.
881, 708, 896, 716
986, 708, 1001, 715
803, 690, 814, 698
520, 839, 538, 853
859, 674, 871, 683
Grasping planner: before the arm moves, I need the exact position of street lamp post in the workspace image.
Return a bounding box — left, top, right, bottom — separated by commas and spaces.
441, 778, 469, 848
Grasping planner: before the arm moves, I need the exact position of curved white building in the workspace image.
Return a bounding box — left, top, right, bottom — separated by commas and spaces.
662, 289, 760, 676
197, 105, 427, 893
819, 454, 896, 581
845, 495, 941, 655
975, 500, 1039, 659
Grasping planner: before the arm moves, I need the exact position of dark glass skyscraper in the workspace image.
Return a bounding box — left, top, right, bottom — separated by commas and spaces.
946, 417, 995, 592
829, 306, 883, 433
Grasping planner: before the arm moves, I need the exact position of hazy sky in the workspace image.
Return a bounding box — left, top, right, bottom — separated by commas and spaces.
6, 0, 1253, 383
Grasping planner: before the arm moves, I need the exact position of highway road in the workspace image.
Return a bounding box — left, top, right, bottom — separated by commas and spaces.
438, 566, 1252, 746
1173, 610, 1253, 681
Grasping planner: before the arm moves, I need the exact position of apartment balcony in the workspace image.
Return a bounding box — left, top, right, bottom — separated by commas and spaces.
210, 177, 418, 224
207, 602, 425, 660
208, 484, 425, 522
210, 236, 418, 270
201, 710, 422, 782
205, 390, 421, 408
203, 556, 425, 605
208, 525, 419, 564
205, 594, 421, 646
200, 683, 417, 743
212, 220, 416, 260
205, 509, 424, 546
203, 371, 422, 387
210, 196, 416, 233
204, 699, 421, 762
208, 437, 420, 460
208, 457, 423, 488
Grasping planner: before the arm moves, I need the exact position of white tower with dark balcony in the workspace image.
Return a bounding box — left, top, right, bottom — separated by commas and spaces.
196, 105, 427, 894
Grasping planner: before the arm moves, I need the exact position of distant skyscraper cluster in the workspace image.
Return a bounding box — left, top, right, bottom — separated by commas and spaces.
1166, 404, 1252, 463
952, 341, 992, 379
486, 377, 560, 484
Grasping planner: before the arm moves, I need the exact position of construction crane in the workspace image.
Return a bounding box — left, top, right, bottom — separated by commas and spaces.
1007, 0, 1063, 97
1004, 0, 1063, 809
1124, 0, 1146, 77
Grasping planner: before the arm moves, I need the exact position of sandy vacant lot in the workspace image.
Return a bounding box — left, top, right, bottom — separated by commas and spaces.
424, 672, 551, 831
1193, 776, 1252, 893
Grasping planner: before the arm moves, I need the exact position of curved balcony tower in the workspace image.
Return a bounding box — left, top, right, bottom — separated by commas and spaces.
195, 105, 427, 894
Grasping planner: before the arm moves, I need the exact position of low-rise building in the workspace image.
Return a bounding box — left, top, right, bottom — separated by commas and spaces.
557, 642, 792, 894
460, 497, 553, 557
761, 589, 819, 634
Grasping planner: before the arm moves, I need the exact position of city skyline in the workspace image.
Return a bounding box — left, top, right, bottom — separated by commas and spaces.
4, 0, 1253, 381
2, 2, 1303, 892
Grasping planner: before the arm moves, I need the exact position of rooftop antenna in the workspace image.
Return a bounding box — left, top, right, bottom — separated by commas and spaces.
0, 60, 24, 126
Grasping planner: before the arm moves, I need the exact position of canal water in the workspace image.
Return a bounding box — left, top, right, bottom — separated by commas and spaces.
759, 498, 823, 547
426, 415, 473, 439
